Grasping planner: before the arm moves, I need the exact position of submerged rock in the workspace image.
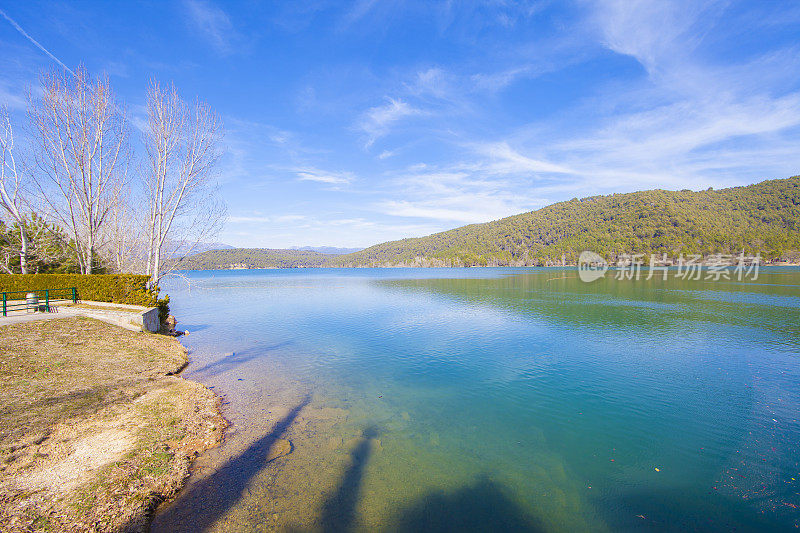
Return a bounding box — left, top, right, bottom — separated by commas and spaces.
267, 438, 292, 462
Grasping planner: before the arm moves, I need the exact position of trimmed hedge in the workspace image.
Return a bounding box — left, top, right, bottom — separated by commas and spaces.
0, 274, 169, 321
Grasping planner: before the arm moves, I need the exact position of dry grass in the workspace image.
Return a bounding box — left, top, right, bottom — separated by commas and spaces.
0, 317, 226, 532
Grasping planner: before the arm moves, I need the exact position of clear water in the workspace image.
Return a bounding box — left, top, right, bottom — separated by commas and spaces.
151, 268, 800, 532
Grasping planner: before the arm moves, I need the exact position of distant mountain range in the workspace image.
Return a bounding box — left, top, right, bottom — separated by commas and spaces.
176, 176, 800, 270
171, 245, 359, 267
173, 248, 332, 270
289, 246, 362, 255
170, 242, 234, 257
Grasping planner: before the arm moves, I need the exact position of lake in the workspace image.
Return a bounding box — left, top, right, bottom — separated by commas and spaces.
151, 267, 800, 532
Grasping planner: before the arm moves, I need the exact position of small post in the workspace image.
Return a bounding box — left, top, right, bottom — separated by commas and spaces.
72, 287, 77, 303
2, 292, 5, 317
45, 289, 50, 312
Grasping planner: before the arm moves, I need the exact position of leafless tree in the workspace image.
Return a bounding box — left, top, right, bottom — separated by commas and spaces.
100, 193, 148, 274
143, 80, 226, 286
28, 66, 128, 274
0, 106, 30, 273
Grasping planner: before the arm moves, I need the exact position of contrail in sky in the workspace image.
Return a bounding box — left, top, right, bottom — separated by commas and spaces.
0, 7, 145, 133
0, 8, 76, 78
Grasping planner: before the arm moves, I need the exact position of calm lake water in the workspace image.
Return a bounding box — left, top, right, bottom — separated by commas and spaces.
152, 268, 800, 532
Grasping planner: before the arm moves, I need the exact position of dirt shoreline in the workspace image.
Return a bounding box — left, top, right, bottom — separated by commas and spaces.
0, 317, 227, 533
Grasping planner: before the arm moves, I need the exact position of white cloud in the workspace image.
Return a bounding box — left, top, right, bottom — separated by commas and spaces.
480, 0, 800, 192
380, 201, 505, 224
295, 167, 354, 185
470, 66, 532, 92
228, 214, 307, 224
228, 215, 272, 223
184, 0, 238, 54
406, 68, 450, 98
375, 159, 552, 224
341, 0, 381, 26
359, 98, 424, 147
0, 81, 26, 110
220, 212, 446, 249
472, 142, 574, 175
590, 0, 720, 74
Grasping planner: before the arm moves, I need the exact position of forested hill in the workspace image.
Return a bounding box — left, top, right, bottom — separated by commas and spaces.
176, 177, 800, 270
329, 176, 800, 267
173, 248, 332, 270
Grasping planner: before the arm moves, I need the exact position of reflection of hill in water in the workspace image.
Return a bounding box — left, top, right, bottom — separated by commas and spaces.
378, 269, 800, 344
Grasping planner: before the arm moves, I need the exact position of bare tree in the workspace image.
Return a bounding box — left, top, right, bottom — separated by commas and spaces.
100, 192, 148, 274
0, 106, 31, 273
28, 66, 128, 274
143, 80, 225, 286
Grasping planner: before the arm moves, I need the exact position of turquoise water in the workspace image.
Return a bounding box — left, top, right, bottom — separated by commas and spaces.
152, 268, 800, 532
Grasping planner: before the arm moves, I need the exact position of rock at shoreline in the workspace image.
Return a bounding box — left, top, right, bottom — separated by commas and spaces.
165, 314, 178, 335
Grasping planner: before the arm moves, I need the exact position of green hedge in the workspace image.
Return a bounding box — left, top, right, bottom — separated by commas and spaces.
0, 274, 169, 321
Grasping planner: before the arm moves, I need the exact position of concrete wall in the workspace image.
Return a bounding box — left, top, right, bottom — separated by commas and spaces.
62, 302, 160, 333
141, 307, 160, 333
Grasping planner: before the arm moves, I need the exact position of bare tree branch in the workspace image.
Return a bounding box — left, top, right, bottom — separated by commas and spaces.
27, 66, 128, 274
143, 80, 226, 286
0, 106, 30, 273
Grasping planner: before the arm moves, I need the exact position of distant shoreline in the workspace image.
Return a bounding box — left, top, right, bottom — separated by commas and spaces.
173, 263, 800, 272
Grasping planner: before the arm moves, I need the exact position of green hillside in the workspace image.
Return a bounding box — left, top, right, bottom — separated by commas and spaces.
174, 248, 331, 270
175, 177, 800, 270
329, 176, 800, 267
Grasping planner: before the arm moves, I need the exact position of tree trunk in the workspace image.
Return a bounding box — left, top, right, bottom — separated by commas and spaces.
19, 226, 28, 274
150, 244, 160, 288
85, 233, 94, 274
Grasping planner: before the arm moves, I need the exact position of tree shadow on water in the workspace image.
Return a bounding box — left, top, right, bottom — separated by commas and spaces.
315, 429, 542, 533
149, 394, 311, 533
389, 476, 544, 533
318, 425, 379, 532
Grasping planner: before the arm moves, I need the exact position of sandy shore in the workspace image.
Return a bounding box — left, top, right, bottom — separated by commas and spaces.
0, 317, 227, 533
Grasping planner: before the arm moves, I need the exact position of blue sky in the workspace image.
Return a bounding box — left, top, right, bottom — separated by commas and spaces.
1, 1, 799, 248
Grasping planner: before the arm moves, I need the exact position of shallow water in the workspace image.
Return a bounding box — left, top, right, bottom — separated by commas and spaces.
151, 268, 800, 532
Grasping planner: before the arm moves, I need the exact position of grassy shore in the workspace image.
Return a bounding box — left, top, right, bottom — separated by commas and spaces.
0, 317, 226, 532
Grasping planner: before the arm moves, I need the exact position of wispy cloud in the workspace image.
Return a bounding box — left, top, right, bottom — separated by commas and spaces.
438, 0, 800, 197
0, 80, 26, 110
341, 0, 381, 26
229, 214, 306, 224
471, 142, 573, 175
379, 200, 504, 224
405, 68, 451, 98
359, 98, 424, 148
376, 160, 552, 224
295, 167, 355, 185
589, 0, 722, 74
184, 0, 238, 54
470, 66, 532, 92
221, 212, 444, 248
